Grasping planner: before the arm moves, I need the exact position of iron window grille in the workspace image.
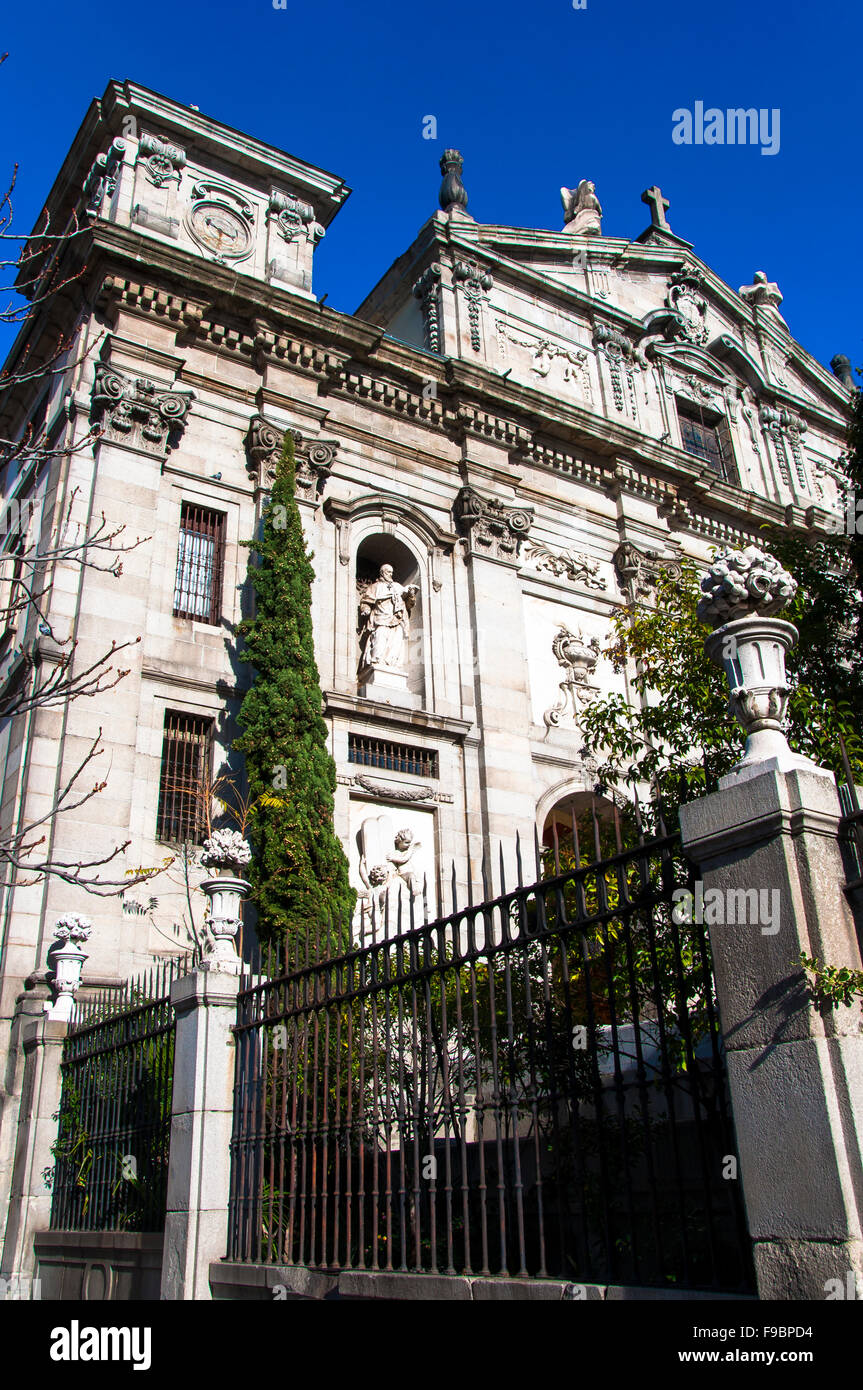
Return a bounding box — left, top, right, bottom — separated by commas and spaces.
0, 531, 26, 644
677, 402, 739, 487
156, 710, 214, 844
173, 502, 226, 625
348, 733, 438, 778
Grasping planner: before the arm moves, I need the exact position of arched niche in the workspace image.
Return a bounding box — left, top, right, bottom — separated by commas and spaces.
355, 533, 425, 703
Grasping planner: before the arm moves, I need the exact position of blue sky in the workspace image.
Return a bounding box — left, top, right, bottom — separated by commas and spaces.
1, 0, 860, 373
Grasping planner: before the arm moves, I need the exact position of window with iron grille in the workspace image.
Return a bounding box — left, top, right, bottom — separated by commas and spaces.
348, 734, 438, 779
677, 401, 739, 486
173, 503, 226, 624
156, 711, 213, 844
1, 531, 26, 644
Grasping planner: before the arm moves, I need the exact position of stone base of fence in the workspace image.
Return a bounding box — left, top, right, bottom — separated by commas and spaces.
34, 1230, 163, 1300
210, 1263, 754, 1302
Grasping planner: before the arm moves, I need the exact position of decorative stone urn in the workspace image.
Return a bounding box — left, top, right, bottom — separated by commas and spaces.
697, 546, 815, 780
199, 831, 252, 973
46, 915, 91, 1021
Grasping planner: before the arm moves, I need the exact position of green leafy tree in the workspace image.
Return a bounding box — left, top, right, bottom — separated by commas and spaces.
580, 545, 863, 832
235, 432, 355, 952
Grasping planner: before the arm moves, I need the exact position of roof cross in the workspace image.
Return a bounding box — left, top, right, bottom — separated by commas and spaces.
641, 185, 671, 230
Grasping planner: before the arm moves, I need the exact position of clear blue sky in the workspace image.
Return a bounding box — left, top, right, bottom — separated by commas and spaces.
2, 0, 860, 372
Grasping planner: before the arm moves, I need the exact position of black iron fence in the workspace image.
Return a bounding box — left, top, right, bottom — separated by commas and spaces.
227, 828, 754, 1293
838, 733, 863, 897
48, 958, 186, 1233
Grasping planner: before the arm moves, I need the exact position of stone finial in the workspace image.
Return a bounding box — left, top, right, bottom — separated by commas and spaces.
697, 546, 796, 628
46, 915, 92, 1022
831, 354, 856, 390
439, 150, 468, 213
200, 829, 252, 872
739, 271, 784, 315
560, 180, 602, 235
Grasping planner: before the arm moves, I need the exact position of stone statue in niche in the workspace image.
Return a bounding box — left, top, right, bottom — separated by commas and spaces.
560, 180, 603, 235
357, 564, 418, 687
355, 815, 425, 937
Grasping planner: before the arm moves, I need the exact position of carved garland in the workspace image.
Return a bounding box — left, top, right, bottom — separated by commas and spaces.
453, 260, 493, 351
759, 405, 808, 492
412, 264, 443, 353
592, 322, 639, 418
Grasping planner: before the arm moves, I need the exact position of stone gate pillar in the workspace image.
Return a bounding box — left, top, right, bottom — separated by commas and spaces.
160, 833, 249, 1300
680, 547, 863, 1299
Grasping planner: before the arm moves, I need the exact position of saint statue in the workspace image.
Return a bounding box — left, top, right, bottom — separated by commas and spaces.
560, 180, 603, 236
357, 563, 419, 674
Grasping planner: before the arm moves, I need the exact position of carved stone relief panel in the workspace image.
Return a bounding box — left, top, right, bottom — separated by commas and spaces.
613, 541, 682, 604
244, 414, 338, 499
90, 363, 193, 456
185, 182, 255, 265
452, 485, 533, 561
523, 541, 606, 590
542, 626, 601, 729
349, 803, 437, 939
494, 318, 592, 401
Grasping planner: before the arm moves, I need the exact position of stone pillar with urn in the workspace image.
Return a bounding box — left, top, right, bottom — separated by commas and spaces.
161, 831, 250, 1301
0, 916, 90, 1289
679, 546, 863, 1299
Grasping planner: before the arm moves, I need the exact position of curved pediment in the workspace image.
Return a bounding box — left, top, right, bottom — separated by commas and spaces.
709, 335, 769, 393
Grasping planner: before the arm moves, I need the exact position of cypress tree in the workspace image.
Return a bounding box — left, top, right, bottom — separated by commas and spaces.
235, 432, 355, 952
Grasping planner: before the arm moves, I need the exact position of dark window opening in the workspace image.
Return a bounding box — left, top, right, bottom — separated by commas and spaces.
677, 401, 739, 486
156, 710, 214, 843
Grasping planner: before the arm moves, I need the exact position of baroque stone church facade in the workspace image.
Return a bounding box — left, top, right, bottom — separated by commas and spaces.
0, 79, 853, 1027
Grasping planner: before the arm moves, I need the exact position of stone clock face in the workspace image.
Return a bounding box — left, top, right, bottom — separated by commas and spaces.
187, 200, 253, 262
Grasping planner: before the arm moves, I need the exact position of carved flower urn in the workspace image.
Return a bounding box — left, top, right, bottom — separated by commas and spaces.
199, 831, 252, 971
697, 547, 810, 773
46, 915, 92, 1021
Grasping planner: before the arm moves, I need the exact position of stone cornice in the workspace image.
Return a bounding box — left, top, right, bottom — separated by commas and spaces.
90, 235, 845, 496
141, 665, 244, 698
8, 227, 834, 554
93, 256, 830, 542
323, 690, 473, 742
